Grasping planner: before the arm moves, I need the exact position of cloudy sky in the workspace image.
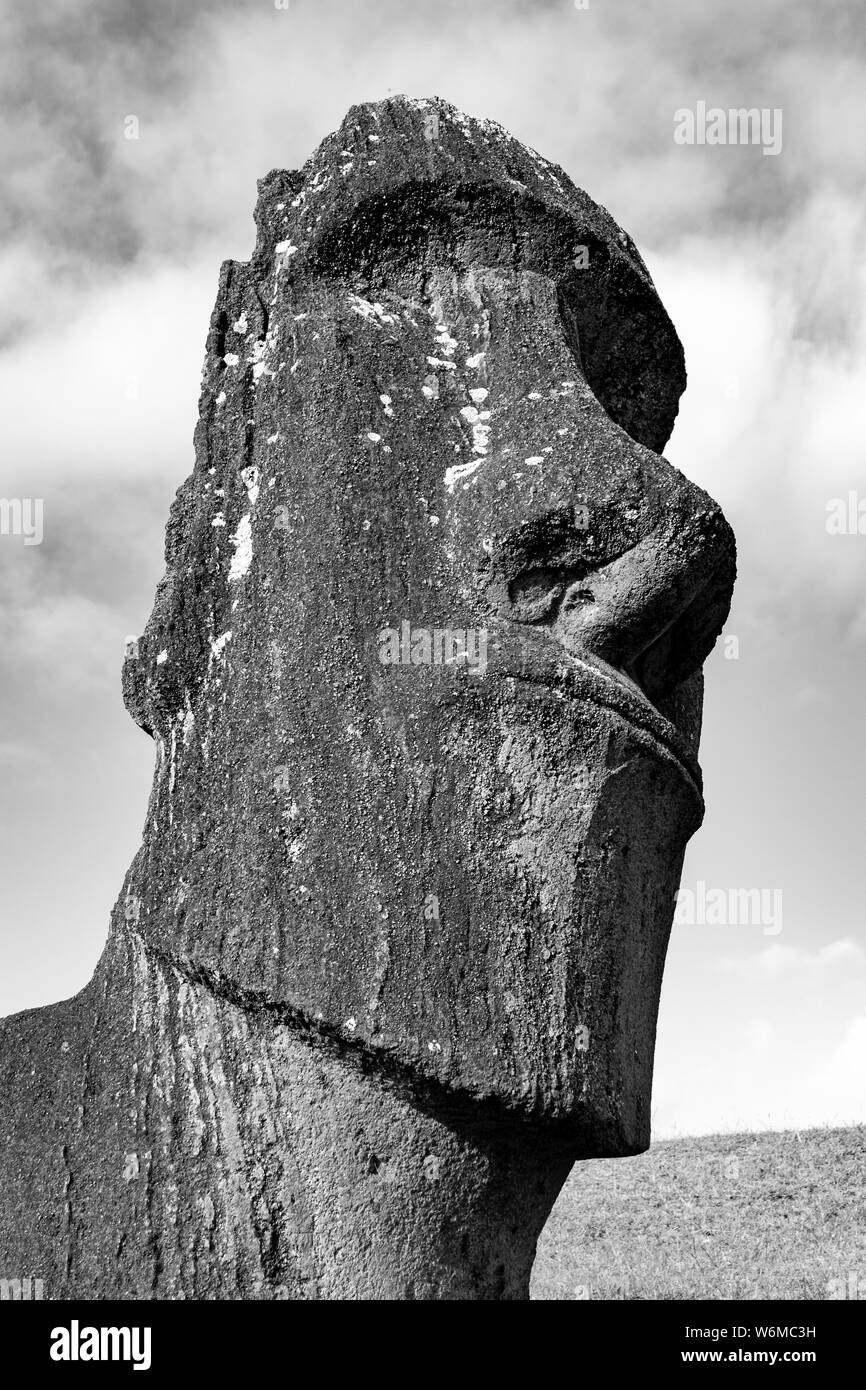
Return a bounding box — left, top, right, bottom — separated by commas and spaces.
1, 0, 864, 1137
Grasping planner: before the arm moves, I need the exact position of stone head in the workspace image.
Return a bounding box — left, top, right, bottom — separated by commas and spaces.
121, 97, 735, 1154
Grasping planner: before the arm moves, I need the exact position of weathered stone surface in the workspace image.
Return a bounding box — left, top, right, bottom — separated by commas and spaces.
0, 97, 735, 1299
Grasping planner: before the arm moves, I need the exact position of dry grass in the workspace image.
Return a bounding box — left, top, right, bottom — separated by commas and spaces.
531, 1125, 866, 1300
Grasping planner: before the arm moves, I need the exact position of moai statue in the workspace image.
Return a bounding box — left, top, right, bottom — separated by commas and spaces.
0, 97, 734, 1300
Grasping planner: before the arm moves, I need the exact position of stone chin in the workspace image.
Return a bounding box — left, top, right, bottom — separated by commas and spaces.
348, 644, 705, 1153
119, 631, 703, 1157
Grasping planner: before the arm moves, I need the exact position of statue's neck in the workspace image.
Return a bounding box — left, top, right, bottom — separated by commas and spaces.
87, 926, 571, 1300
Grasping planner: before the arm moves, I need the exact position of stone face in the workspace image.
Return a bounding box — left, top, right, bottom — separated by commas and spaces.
0, 97, 735, 1300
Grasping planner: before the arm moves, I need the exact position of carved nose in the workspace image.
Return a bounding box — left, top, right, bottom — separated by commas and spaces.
552, 504, 735, 702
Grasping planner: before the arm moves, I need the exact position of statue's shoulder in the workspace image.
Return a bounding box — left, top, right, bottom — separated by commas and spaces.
0, 993, 93, 1288
0, 991, 93, 1141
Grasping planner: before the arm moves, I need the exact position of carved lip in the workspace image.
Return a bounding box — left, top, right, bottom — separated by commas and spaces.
483, 628, 703, 797
557, 653, 701, 789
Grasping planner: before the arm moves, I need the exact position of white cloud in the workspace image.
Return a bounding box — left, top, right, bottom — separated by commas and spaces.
654, 1012, 866, 1137
0, 260, 216, 492
720, 939, 866, 978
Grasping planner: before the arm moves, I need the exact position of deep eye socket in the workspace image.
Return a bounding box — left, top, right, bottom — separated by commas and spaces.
507, 567, 565, 623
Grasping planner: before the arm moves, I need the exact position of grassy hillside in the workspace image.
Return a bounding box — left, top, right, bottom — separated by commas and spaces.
531, 1125, 866, 1300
